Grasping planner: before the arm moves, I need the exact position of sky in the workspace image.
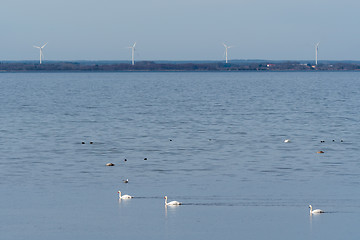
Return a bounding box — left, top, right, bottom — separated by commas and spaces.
1, 0, 360, 61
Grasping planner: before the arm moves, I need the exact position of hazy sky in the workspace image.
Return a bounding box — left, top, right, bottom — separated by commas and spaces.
1, 0, 360, 61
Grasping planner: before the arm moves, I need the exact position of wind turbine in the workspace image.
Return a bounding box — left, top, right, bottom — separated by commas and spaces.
223, 43, 232, 64
315, 42, 320, 65
33, 43, 48, 64
128, 42, 136, 65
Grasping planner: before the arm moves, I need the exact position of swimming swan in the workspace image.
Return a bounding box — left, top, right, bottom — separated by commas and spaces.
164, 196, 181, 205
309, 205, 324, 214
118, 191, 133, 199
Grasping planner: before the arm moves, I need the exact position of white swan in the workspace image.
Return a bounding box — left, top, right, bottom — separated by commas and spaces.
118, 191, 133, 199
309, 205, 324, 214
164, 196, 181, 205
284, 139, 290, 143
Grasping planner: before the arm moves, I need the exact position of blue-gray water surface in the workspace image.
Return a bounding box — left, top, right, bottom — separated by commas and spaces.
1, 72, 360, 239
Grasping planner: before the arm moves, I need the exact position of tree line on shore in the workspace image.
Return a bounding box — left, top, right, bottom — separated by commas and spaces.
1, 61, 360, 71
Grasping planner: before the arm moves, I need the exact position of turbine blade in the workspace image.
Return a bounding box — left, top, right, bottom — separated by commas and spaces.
41, 42, 48, 48
133, 42, 136, 48
223, 43, 227, 48
34, 46, 40, 48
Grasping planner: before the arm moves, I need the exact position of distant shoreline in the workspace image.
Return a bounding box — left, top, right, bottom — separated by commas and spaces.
1, 61, 360, 72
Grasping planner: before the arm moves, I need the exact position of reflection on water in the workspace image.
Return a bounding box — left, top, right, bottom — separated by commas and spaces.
164, 204, 181, 218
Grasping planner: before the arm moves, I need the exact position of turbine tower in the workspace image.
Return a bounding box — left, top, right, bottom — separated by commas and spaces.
128, 42, 136, 65
315, 42, 320, 65
33, 43, 48, 64
223, 43, 232, 64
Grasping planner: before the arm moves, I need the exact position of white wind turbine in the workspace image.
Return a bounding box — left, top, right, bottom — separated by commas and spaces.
223, 43, 233, 64
128, 42, 136, 65
315, 42, 320, 65
33, 43, 48, 64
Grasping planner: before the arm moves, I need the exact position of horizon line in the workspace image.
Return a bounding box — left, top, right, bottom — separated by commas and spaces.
2, 59, 360, 63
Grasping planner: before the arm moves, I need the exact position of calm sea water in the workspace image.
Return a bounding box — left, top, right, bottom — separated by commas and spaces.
1, 71, 360, 239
